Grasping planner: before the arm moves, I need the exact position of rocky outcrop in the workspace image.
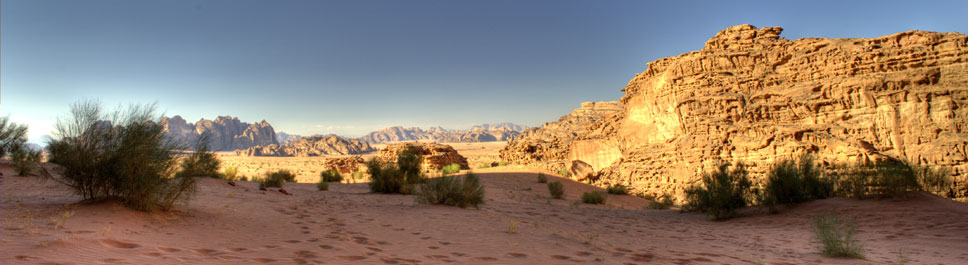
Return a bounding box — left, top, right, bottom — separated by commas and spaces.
323, 156, 366, 175
500, 101, 623, 171
378, 142, 470, 171
360, 124, 526, 144
162, 115, 278, 151
236, 135, 375, 157
503, 25, 968, 199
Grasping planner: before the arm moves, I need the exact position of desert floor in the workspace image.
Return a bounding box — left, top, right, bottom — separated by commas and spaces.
218, 142, 507, 183
2, 163, 968, 264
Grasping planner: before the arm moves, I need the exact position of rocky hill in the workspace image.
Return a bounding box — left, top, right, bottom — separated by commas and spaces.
236, 135, 375, 157
162, 115, 277, 151
360, 124, 527, 144
502, 25, 968, 199
378, 142, 469, 171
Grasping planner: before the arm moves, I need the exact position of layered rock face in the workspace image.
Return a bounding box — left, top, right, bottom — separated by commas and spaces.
360, 125, 525, 144
162, 115, 278, 151
504, 25, 968, 199
500, 101, 623, 171
236, 135, 375, 157
378, 142, 470, 171
323, 156, 366, 175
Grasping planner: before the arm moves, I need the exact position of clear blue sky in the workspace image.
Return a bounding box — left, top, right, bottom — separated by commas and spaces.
3, 0, 967, 144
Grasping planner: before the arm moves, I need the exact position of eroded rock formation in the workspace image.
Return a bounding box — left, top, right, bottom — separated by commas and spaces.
503, 25, 968, 199
500, 101, 623, 171
236, 135, 375, 157
162, 115, 278, 151
378, 142, 470, 171
323, 156, 365, 175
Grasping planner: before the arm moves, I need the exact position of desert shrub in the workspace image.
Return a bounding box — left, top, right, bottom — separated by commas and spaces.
537, 173, 547, 183
0, 116, 28, 159
557, 167, 571, 178
760, 155, 832, 212
477, 163, 492, 169
582, 191, 606, 204
649, 194, 675, 210
367, 158, 405, 193
239, 176, 248, 182
317, 179, 329, 191
441, 163, 461, 175
548, 182, 564, 199
829, 160, 920, 199
397, 146, 425, 184
914, 165, 952, 196
220, 166, 238, 181
261, 169, 293, 188
175, 137, 221, 179
11, 145, 42, 176
43, 101, 200, 211
606, 184, 629, 195
352, 170, 364, 180
320, 170, 343, 183
684, 162, 752, 220
416, 172, 485, 208
813, 213, 864, 258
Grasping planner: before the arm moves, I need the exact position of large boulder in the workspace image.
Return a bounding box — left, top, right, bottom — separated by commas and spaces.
378, 142, 470, 171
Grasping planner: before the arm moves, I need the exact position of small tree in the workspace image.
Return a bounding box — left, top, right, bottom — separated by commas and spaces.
0, 116, 28, 158
398, 146, 425, 184
11, 144, 42, 176
684, 162, 752, 220
321, 170, 343, 183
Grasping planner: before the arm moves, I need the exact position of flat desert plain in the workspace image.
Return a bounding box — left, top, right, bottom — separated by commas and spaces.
2, 143, 968, 264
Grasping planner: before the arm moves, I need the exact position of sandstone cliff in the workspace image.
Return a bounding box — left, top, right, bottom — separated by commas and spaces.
162, 115, 278, 151
236, 135, 375, 157
360, 124, 525, 144
503, 25, 968, 199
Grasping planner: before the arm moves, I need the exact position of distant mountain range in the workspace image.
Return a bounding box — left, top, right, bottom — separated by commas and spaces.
162, 115, 526, 153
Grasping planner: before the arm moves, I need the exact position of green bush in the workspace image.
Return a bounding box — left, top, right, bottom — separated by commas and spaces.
262, 169, 293, 188
829, 160, 920, 199
352, 170, 364, 181
649, 194, 675, 210
317, 179, 329, 191
581, 191, 606, 204
548, 182, 564, 199
398, 146, 425, 184
367, 158, 405, 193
684, 162, 752, 220
0, 116, 28, 159
441, 163, 461, 175
557, 167, 571, 178
42, 101, 200, 211
606, 184, 629, 195
11, 145, 42, 176
416, 172, 485, 208
760, 155, 832, 212
813, 213, 864, 258
175, 140, 221, 179
914, 164, 952, 196
320, 170, 343, 183
368, 147, 426, 194
220, 166, 238, 181
537, 173, 547, 183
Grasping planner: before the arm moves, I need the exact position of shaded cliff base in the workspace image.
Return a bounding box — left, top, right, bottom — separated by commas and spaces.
3, 163, 967, 264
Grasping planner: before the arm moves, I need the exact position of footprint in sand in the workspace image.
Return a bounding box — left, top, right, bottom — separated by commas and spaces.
230, 247, 248, 252
366, 247, 383, 252
99, 239, 140, 249
194, 249, 222, 256
507, 253, 528, 258
284, 240, 302, 244
144, 252, 162, 257
294, 250, 318, 258
250, 258, 276, 263
473, 257, 498, 261
550, 255, 571, 260
576, 251, 592, 257
337, 256, 367, 261
428, 246, 440, 249
158, 247, 181, 253
438, 241, 451, 245
629, 253, 655, 262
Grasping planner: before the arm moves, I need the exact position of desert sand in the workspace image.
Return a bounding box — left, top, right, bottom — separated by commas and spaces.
2, 160, 968, 264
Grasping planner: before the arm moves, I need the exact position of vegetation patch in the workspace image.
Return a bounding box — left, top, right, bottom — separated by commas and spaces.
537, 173, 547, 183
581, 191, 605, 204
441, 163, 461, 175
320, 170, 343, 183
813, 213, 864, 258
684, 162, 752, 220
759, 154, 832, 212
368, 146, 425, 194
416, 172, 485, 208
548, 182, 564, 199
606, 184, 629, 195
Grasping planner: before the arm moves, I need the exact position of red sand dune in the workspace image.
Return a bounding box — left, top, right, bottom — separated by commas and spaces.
2, 164, 967, 264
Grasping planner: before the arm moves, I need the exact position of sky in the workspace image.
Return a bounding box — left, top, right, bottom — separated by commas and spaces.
3, 0, 968, 144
